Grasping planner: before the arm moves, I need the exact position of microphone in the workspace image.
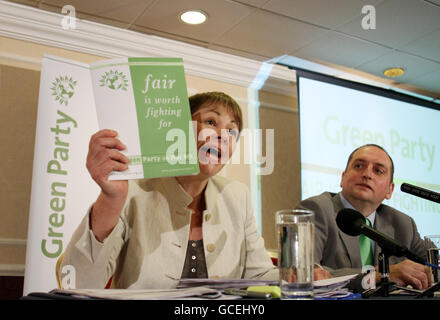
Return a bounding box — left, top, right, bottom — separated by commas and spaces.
336, 208, 425, 265
401, 183, 440, 204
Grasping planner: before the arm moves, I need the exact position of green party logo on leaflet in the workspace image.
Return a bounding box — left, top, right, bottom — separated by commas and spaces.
51, 76, 77, 106
99, 70, 128, 91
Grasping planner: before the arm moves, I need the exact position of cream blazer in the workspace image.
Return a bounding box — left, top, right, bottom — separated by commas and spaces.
61, 176, 277, 289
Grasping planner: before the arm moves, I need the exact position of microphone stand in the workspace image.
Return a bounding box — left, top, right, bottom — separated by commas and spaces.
377, 251, 395, 297
362, 250, 396, 298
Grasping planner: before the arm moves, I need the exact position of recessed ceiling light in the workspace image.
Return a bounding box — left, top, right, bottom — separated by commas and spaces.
179, 10, 207, 25
383, 67, 405, 77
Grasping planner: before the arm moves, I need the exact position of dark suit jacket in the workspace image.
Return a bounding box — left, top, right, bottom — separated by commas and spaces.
296, 192, 427, 276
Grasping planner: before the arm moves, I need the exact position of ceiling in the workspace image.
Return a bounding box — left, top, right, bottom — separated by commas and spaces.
5, 0, 440, 99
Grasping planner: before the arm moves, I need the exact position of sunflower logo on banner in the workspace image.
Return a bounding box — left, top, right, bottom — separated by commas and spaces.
51, 76, 77, 106
99, 70, 128, 91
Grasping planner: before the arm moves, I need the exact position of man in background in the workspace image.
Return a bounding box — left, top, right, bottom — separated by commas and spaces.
297, 144, 431, 290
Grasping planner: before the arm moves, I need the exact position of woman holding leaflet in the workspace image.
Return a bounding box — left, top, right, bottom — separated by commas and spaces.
61, 92, 299, 289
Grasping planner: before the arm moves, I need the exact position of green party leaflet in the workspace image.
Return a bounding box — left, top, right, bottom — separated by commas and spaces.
90, 57, 199, 180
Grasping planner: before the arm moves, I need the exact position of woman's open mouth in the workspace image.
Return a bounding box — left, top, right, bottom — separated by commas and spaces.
199, 145, 223, 163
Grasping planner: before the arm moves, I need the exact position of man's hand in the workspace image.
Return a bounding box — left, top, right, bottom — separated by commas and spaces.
314, 264, 332, 280
387, 259, 432, 290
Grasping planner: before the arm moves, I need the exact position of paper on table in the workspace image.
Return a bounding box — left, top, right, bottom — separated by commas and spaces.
52, 286, 223, 300
313, 274, 358, 288
313, 274, 358, 299
178, 275, 357, 290
51, 275, 359, 300
177, 278, 278, 289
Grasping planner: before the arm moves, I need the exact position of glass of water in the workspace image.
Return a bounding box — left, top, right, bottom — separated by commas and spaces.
425, 235, 440, 283
276, 209, 314, 299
